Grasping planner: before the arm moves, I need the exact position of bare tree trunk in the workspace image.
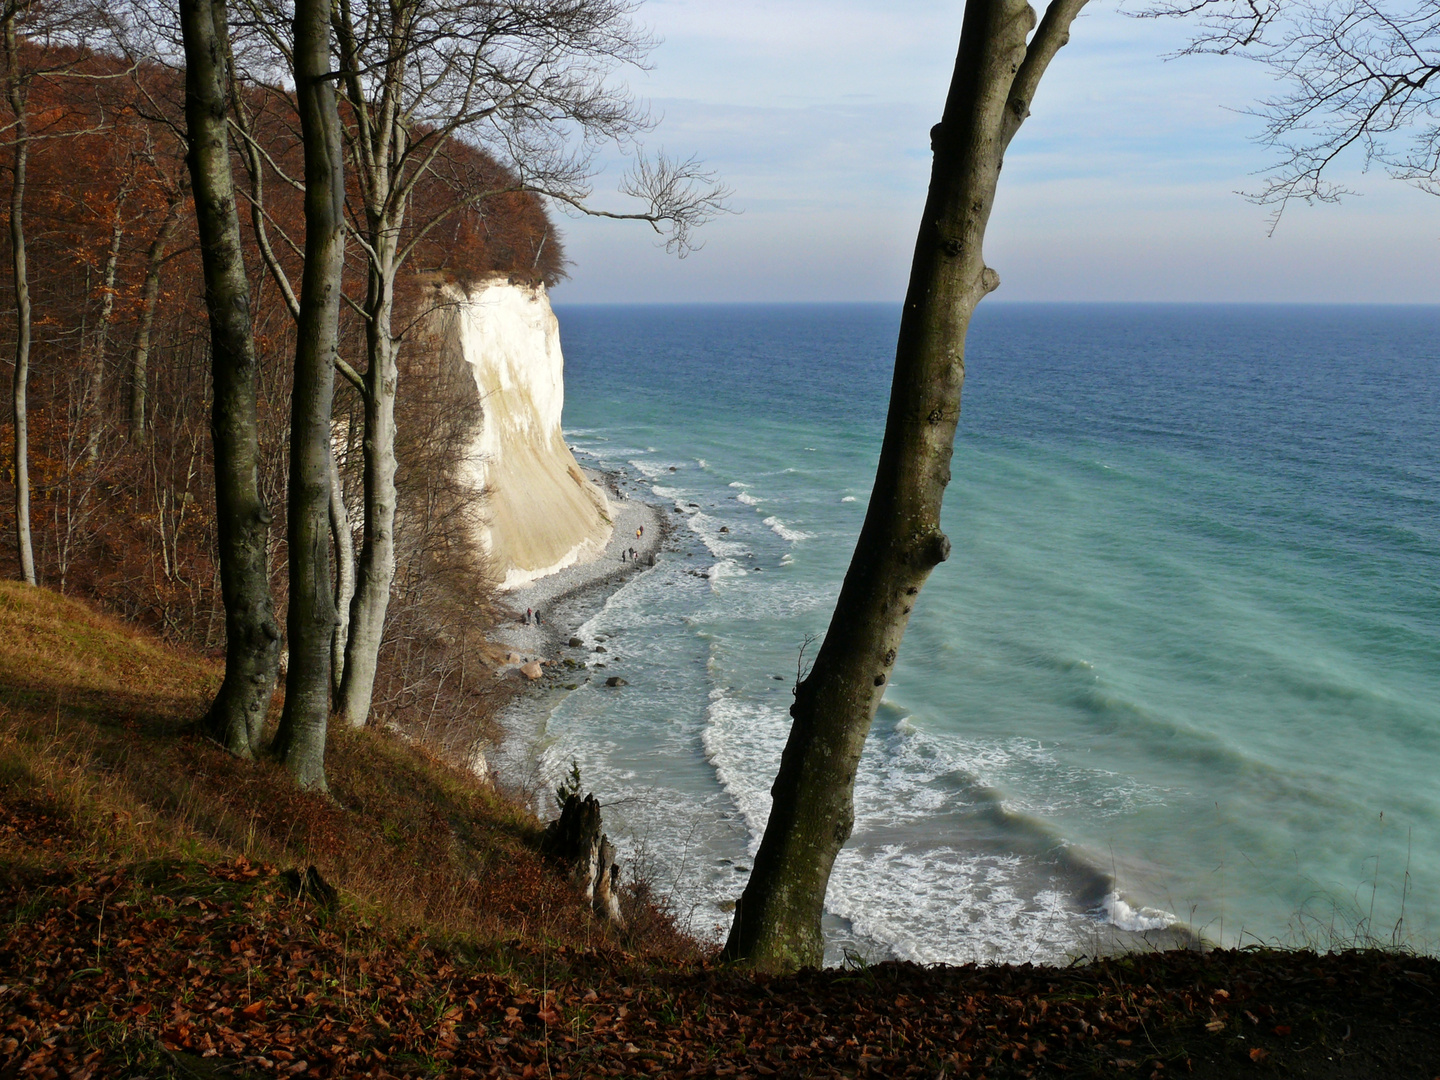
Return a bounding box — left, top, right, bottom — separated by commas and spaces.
543, 792, 625, 926
329, 443, 354, 694
337, 254, 398, 728
179, 0, 282, 756
4, 13, 34, 587
272, 0, 344, 791
129, 192, 184, 446
722, 0, 1087, 972
83, 204, 126, 465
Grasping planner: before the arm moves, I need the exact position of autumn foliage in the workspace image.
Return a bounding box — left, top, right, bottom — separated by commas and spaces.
0, 42, 563, 703
2, 582, 1439, 1078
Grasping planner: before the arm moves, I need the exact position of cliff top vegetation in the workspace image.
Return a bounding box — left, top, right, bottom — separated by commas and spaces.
3, 582, 1438, 1079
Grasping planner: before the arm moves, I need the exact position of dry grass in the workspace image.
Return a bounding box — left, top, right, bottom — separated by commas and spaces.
0, 580, 697, 964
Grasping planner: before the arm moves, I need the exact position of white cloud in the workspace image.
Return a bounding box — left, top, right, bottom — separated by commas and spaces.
551, 2, 1440, 303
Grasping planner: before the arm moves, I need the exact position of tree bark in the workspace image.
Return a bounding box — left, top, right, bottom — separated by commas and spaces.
4, 12, 35, 587
179, 0, 282, 756
329, 443, 354, 694
337, 255, 398, 728
721, 0, 1087, 972
272, 0, 344, 791
129, 191, 185, 445
82, 204, 127, 465
542, 792, 625, 926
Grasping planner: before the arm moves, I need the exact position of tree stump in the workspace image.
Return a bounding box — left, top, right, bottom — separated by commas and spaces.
541, 792, 625, 927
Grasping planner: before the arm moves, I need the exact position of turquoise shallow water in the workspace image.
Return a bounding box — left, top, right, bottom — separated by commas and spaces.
516, 302, 1440, 964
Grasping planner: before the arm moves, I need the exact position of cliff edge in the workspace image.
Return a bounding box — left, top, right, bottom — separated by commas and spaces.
435, 276, 611, 590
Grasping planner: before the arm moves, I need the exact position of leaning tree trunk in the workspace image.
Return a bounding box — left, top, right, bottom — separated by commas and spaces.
130, 192, 184, 445
722, 0, 1087, 971
272, 0, 345, 791
337, 248, 399, 729
4, 16, 34, 587
179, 0, 283, 757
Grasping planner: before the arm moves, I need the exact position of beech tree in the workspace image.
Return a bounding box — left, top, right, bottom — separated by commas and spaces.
722, 0, 1087, 971
177, 0, 282, 757
233, 0, 725, 732
268, 0, 344, 791
1, 1, 36, 586
1148, 0, 1440, 221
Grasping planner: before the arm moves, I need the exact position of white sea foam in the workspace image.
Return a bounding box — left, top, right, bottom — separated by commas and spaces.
709, 559, 748, 586
1101, 892, 1177, 932
701, 688, 790, 845
686, 512, 749, 557
629, 458, 686, 479
728, 481, 748, 489
841, 496, 857, 503
736, 492, 763, 506
825, 846, 1086, 966
697, 459, 709, 469
651, 485, 679, 498
763, 516, 813, 543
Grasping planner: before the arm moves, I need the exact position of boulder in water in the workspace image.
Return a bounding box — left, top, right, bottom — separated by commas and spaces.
568, 636, 584, 647
520, 660, 544, 680
604, 676, 628, 687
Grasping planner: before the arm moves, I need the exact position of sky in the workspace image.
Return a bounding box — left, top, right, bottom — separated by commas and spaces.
550, 0, 1440, 304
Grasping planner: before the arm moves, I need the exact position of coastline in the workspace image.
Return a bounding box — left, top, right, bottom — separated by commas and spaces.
484, 464, 672, 804
489, 465, 668, 662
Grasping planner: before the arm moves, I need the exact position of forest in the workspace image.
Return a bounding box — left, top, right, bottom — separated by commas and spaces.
0, 8, 585, 770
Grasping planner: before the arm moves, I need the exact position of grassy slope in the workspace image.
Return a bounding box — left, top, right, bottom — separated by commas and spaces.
1, 582, 1437, 1079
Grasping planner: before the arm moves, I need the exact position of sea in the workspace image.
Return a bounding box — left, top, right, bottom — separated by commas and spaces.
503, 302, 1440, 966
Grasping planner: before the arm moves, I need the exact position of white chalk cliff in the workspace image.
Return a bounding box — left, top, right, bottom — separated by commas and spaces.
432, 276, 611, 590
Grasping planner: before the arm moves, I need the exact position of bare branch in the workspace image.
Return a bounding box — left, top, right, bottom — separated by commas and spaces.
1141, 0, 1440, 222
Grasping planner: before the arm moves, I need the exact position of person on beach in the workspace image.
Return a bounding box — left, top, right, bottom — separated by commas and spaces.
534, 610, 542, 626
526, 608, 532, 624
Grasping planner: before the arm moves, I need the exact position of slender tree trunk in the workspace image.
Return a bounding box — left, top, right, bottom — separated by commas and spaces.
4, 16, 34, 587
130, 193, 184, 445
82, 208, 126, 465
337, 248, 398, 728
179, 0, 282, 757
272, 0, 345, 790
329, 443, 354, 694
722, 0, 1087, 972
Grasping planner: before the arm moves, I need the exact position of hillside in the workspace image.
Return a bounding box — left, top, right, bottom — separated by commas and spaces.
2, 583, 1439, 1078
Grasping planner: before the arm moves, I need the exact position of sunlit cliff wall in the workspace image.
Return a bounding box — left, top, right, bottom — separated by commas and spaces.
430, 276, 611, 590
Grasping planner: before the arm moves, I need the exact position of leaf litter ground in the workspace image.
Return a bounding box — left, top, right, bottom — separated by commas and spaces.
2, 585, 1439, 1078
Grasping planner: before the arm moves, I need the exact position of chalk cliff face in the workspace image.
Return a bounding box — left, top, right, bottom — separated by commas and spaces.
433, 276, 611, 590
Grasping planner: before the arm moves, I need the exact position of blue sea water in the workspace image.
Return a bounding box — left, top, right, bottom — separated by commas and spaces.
514, 302, 1440, 964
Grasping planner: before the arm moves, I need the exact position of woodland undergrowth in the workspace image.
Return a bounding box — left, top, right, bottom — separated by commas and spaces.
2, 583, 1438, 1079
